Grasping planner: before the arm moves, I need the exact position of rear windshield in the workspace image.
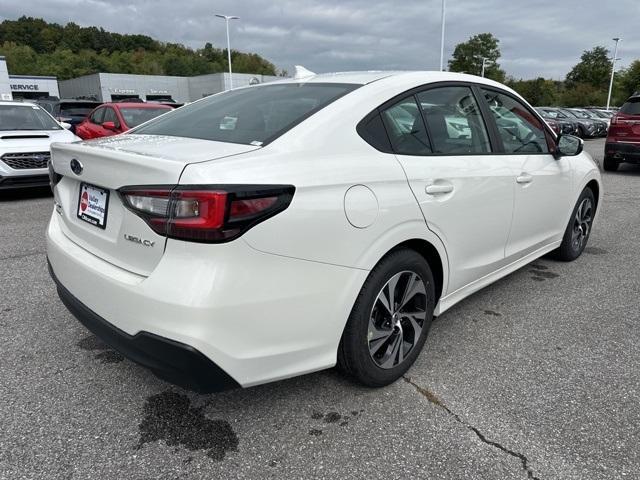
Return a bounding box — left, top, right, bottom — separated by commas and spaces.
120, 107, 170, 127
133, 83, 360, 145
60, 103, 101, 117
0, 104, 61, 131
620, 98, 640, 115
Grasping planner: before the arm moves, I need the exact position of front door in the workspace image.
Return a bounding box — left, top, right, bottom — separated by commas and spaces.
480, 88, 572, 259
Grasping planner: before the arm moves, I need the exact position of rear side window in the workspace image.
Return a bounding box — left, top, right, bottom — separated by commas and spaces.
381, 97, 431, 155
357, 113, 392, 152
134, 83, 359, 145
620, 98, 640, 115
482, 89, 550, 154
417, 86, 490, 154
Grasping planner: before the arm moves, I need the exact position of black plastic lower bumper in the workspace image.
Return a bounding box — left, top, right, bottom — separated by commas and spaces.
0, 174, 50, 190
48, 260, 240, 393
606, 142, 640, 164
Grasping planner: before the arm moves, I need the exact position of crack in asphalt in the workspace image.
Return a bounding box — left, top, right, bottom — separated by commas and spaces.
0, 250, 45, 262
403, 376, 541, 480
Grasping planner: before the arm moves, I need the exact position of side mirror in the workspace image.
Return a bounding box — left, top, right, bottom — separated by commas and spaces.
554, 134, 583, 159
60, 122, 72, 130
102, 121, 118, 131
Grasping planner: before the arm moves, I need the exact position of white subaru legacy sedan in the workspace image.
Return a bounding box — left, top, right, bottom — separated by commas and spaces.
47, 71, 601, 392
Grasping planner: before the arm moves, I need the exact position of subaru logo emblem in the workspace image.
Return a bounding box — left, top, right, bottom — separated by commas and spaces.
70, 159, 83, 175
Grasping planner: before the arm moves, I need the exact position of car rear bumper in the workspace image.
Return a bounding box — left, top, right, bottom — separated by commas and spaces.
46, 211, 366, 389
606, 141, 640, 163
49, 261, 240, 392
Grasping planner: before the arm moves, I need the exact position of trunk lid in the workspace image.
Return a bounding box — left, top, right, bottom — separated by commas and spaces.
50, 134, 259, 275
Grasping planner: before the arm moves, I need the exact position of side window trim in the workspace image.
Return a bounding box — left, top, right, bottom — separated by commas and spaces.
476, 85, 557, 155
471, 84, 504, 154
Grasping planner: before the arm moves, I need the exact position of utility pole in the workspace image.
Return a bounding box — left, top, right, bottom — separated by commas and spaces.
481, 57, 488, 77
606, 37, 621, 110
439, 0, 446, 71
215, 14, 239, 89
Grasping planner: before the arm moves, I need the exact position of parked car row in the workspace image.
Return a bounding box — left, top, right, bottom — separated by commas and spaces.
537, 107, 609, 138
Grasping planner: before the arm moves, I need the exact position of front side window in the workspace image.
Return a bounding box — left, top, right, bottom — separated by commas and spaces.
134, 83, 359, 145
381, 97, 431, 155
0, 105, 61, 131
482, 89, 550, 154
102, 107, 118, 124
90, 108, 105, 124
417, 86, 491, 154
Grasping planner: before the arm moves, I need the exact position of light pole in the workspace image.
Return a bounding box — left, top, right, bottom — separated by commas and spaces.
215, 14, 239, 89
439, 0, 446, 71
481, 57, 488, 77
606, 37, 621, 110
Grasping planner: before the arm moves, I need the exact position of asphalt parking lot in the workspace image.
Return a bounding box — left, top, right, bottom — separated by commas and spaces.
1, 138, 639, 480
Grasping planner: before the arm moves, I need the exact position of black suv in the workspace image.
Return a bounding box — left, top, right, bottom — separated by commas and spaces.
35, 99, 102, 133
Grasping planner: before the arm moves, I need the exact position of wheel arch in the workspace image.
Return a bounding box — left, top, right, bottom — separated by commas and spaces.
585, 179, 600, 211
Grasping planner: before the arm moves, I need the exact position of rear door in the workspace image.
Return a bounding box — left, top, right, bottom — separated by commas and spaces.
384, 84, 515, 293
480, 88, 572, 258
50, 135, 260, 275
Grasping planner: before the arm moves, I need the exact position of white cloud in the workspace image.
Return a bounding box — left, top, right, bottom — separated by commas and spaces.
1, 0, 637, 78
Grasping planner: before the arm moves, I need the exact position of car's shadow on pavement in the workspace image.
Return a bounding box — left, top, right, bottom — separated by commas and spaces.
0, 186, 52, 202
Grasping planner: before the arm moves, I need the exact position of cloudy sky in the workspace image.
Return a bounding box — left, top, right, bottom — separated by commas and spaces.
2, 0, 638, 79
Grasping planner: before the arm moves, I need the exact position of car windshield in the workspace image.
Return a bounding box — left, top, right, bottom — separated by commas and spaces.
0, 104, 61, 131
133, 83, 360, 145
120, 107, 171, 127
620, 98, 640, 115
542, 109, 563, 119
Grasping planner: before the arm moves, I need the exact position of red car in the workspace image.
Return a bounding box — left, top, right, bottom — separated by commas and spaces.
75, 102, 173, 140
605, 95, 640, 171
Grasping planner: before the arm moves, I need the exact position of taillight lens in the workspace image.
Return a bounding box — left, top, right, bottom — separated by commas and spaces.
611, 114, 619, 125
119, 185, 295, 243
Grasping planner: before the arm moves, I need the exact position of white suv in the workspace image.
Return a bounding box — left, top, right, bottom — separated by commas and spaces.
0, 101, 79, 190
47, 72, 601, 392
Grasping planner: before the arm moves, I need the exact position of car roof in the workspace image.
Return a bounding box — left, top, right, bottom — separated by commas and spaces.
273, 70, 514, 89
0, 100, 39, 107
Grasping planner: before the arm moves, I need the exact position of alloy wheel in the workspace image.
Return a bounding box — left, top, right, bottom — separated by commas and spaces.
572, 197, 593, 252
368, 271, 428, 369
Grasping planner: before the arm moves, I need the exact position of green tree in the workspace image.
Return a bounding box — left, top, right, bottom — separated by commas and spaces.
448, 33, 505, 82
617, 60, 640, 101
0, 17, 277, 79
565, 46, 611, 90
506, 77, 562, 106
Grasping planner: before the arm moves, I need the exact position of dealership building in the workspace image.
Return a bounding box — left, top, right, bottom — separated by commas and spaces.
0, 57, 279, 103
0, 58, 61, 101
59, 72, 279, 103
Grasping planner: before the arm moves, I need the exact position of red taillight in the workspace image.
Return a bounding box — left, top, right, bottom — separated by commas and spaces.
611, 114, 620, 125
119, 185, 294, 243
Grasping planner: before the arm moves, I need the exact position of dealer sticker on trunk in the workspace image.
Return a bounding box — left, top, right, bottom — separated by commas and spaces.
77, 182, 110, 229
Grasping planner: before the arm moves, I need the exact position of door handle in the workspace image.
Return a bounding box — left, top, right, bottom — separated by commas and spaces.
516, 174, 533, 184
425, 184, 454, 195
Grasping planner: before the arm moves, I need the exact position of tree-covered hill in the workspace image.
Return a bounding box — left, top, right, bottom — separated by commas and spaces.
0, 16, 277, 79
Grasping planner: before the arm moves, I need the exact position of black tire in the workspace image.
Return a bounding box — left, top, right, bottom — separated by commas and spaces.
551, 188, 596, 262
603, 156, 620, 172
337, 249, 435, 387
